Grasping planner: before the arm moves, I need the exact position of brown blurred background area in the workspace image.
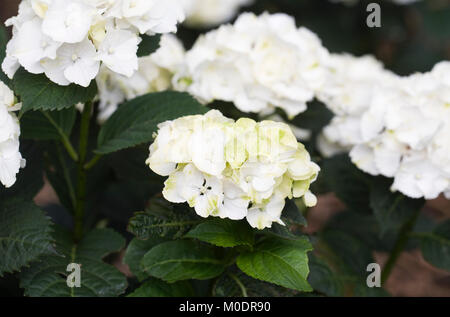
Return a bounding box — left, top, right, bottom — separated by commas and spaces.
0, 0, 20, 27
1, 0, 449, 297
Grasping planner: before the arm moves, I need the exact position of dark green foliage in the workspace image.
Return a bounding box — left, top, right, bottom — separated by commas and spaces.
20, 227, 127, 297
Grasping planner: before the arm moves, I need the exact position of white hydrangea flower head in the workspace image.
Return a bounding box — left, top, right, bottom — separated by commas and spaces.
316, 53, 399, 156
146, 110, 320, 229
0, 81, 25, 188
2, 0, 186, 87
180, 0, 254, 28
318, 54, 397, 116
96, 34, 185, 123
319, 57, 450, 200
174, 12, 330, 118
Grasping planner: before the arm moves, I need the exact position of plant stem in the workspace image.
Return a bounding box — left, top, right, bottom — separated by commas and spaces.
74, 102, 93, 242
55, 143, 77, 212
42, 110, 79, 162
228, 273, 248, 297
381, 208, 421, 284
84, 154, 102, 170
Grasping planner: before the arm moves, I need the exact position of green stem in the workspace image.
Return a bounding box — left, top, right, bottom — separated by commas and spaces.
55, 143, 77, 212
381, 208, 421, 284
74, 102, 93, 242
42, 110, 79, 162
228, 273, 248, 297
84, 154, 102, 170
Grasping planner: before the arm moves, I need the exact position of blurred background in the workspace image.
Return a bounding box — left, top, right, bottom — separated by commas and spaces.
1, 0, 449, 297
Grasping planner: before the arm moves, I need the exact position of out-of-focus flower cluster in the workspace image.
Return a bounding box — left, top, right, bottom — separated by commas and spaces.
180, 0, 253, 28
0, 81, 25, 188
317, 54, 398, 156
319, 59, 450, 200
173, 12, 330, 118
146, 110, 320, 229
95, 34, 185, 123
2, 0, 185, 87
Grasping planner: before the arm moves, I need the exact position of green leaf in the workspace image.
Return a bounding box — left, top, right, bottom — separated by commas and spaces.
128, 199, 200, 240
0, 199, 53, 276
20, 227, 127, 297
281, 199, 307, 227
321, 154, 372, 212
291, 100, 333, 135
325, 210, 399, 252
124, 237, 167, 282
185, 219, 254, 248
370, 178, 425, 237
128, 278, 194, 297
141, 240, 226, 283
96, 91, 208, 154
21, 108, 77, 140
314, 213, 394, 297
261, 223, 303, 241
320, 229, 374, 276
289, 100, 333, 156
420, 220, 450, 271
308, 254, 345, 297
13, 68, 97, 112
108, 146, 165, 182
137, 34, 161, 57
236, 237, 313, 292
310, 244, 389, 297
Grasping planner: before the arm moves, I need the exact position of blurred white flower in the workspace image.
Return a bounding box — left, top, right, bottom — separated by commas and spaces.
147, 110, 320, 229
317, 54, 396, 117
180, 0, 253, 27
174, 12, 330, 118
319, 57, 450, 200
2, 0, 186, 87
0, 81, 25, 188
96, 34, 185, 123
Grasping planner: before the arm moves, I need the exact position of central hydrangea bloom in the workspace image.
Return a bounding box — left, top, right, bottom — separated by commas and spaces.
146, 110, 320, 230
0, 81, 25, 188
2, 0, 185, 87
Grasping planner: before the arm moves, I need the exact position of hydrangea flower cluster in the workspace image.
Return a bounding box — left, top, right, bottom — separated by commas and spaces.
319, 60, 450, 200
146, 110, 320, 229
2, 0, 185, 87
95, 34, 185, 123
0, 81, 25, 188
317, 54, 398, 155
180, 0, 253, 28
173, 12, 330, 118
